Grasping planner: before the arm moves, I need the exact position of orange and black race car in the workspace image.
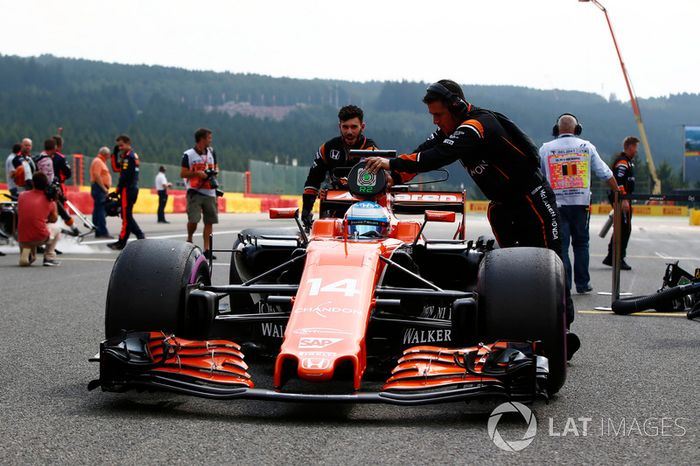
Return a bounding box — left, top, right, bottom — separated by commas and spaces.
90, 151, 568, 404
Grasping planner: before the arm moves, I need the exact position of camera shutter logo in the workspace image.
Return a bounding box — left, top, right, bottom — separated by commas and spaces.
487, 401, 537, 452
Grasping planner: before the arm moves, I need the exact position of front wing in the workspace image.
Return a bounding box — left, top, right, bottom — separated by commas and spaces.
89, 332, 550, 404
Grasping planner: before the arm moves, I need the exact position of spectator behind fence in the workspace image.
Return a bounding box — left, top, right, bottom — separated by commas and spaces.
17, 171, 61, 266
90, 147, 113, 238
540, 113, 619, 294
155, 165, 172, 223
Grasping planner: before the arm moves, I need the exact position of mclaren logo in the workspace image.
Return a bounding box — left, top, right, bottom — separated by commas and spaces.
298, 337, 342, 349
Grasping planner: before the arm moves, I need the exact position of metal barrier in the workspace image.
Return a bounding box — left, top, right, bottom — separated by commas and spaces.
76, 156, 246, 192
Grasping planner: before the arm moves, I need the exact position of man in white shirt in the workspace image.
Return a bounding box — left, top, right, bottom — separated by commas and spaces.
180, 128, 219, 259
540, 113, 620, 294
155, 165, 171, 223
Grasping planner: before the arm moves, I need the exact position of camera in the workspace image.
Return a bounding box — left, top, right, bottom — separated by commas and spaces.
204, 168, 219, 189
204, 168, 224, 197
45, 180, 60, 201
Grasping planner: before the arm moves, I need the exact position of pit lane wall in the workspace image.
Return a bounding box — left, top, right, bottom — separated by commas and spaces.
0, 185, 307, 215
2, 183, 699, 223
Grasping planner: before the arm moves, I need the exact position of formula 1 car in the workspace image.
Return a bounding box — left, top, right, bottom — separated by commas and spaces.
90, 152, 568, 404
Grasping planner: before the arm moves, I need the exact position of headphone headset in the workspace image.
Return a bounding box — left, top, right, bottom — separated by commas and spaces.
552, 113, 582, 137
426, 82, 469, 115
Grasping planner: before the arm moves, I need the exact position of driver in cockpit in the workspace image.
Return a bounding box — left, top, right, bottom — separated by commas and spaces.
301, 105, 378, 231
344, 201, 391, 239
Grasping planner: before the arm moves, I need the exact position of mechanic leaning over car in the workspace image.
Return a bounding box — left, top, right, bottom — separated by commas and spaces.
108, 134, 145, 250
365, 80, 579, 356
539, 114, 620, 294
181, 127, 219, 260
301, 105, 378, 230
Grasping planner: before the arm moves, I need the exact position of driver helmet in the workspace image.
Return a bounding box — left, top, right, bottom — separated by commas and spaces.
345, 201, 390, 239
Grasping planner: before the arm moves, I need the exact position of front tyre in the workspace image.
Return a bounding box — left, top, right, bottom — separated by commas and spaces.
105, 239, 210, 339
477, 247, 567, 395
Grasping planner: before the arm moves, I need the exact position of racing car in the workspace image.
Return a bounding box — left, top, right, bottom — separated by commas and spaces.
90, 152, 568, 404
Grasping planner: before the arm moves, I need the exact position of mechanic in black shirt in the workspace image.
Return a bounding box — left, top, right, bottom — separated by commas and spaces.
367, 80, 562, 255
602, 136, 638, 270
301, 105, 377, 230
108, 134, 145, 250
366, 80, 578, 355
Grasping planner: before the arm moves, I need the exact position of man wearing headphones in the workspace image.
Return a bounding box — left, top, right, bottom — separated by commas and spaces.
540, 114, 619, 294
366, 80, 579, 357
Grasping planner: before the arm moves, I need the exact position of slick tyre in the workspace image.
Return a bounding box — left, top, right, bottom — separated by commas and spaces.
105, 239, 210, 339
476, 247, 567, 395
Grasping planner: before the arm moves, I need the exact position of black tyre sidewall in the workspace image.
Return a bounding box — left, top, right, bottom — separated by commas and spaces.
476, 247, 567, 395
105, 239, 208, 338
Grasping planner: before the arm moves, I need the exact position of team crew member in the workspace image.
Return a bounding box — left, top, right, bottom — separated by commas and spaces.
602, 136, 639, 271
366, 80, 578, 353
540, 114, 619, 294
108, 134, 144, 250
181, 128, 219, 258
301, 105, 378, 229
90, 146, 113, 238
367, 80, 562, 252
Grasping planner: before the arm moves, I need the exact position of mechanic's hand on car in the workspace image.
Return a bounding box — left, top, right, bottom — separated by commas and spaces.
301, 210, 314, 232
365, 157, 390, 174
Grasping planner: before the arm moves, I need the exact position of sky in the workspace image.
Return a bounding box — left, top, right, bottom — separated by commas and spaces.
1, 0, 698, 100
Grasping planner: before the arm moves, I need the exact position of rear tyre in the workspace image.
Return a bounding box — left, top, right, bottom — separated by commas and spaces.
476, 247, 567, 395
105, 239, 210, 339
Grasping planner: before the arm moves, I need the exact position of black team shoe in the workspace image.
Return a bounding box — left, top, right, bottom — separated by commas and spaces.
619, 259, 632, 270
107, 241, 126, 251
602, 255, 612, 267
43, 259, 61, 267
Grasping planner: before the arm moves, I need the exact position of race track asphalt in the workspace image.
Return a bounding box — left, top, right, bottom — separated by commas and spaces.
0, 213, 698, 465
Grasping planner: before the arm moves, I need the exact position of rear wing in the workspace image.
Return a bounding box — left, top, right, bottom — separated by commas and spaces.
390, 191, 466, 215
391, 190, 467, 241
322, 190, 467, 214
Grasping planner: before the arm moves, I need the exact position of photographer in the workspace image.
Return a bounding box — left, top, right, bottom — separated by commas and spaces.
180, 128, 219, 259
34, 138, 79, 236
17, 171, 61, 266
